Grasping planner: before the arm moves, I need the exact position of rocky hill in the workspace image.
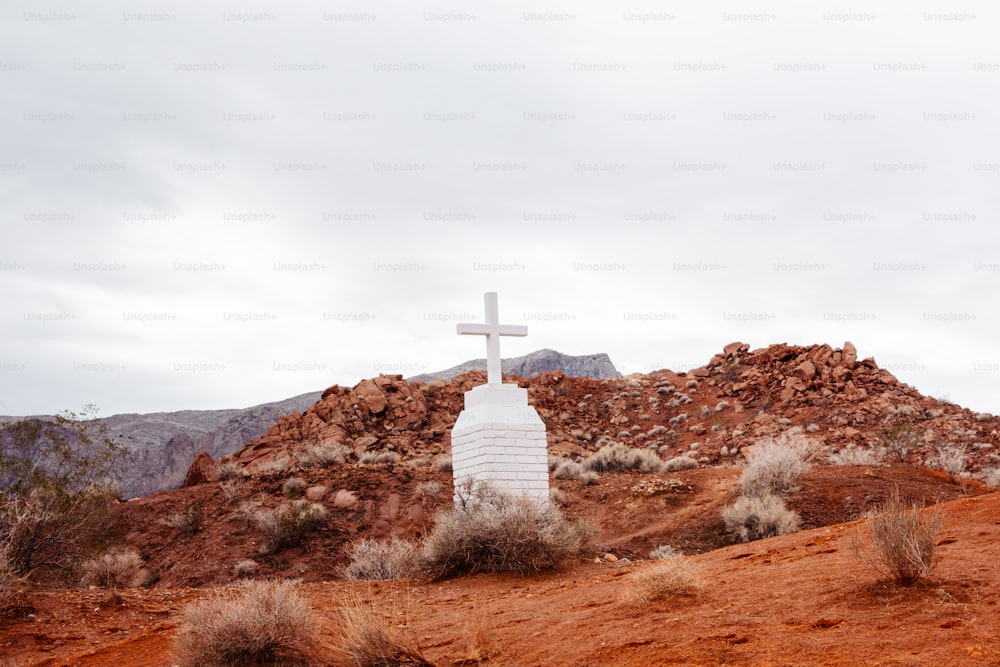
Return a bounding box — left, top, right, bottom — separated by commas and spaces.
407, 348, 620, 383
232, 340, 999, 477
5, 340, 1000, 665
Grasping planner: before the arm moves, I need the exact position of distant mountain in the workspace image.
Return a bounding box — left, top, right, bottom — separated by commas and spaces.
1, 391, 321, 499
408, 348, 621, 383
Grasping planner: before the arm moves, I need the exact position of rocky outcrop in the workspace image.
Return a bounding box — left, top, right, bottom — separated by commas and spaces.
408, 348, 620, 383
231, 341, 1000, 479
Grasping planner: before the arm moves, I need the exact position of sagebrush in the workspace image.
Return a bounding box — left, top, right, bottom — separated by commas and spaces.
738, 434, 814, 498
421, 482, 593, 579
254, 500, 327, 554
851, 490, 943, 586
343, 537, 420, 581
80, 547, 147, 589
722, 493, 801, 542
173, 580, 320, 666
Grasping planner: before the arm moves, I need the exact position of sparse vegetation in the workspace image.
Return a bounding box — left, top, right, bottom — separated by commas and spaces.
80, 547, 147, 589
621, 558, 700, 605
282, 476, 307, 498
552, 459, 599, 484
583, 443, 666, 473
0, 546, 20, 611
663, 455, 699, 472
421, 482, 593, 579
879, 422, 923, 462
722, 493, 801, 542
0, 407, 126, 577
343, 537, 420, 581
173, 580, 320, 667
297, 442, 350, 469
931, 445, 967, 480
431, 455, 453, 473
649, 544, 682, 560
234, 559, 258, 578
360, 450, 400, 465
851, 490, 944, 586
254, 500, 327, 554
337, 589, 433, 667
738, 434, 814, 498
215, 462, 246, 481
166, 500, 205, 536
414, 481, 442, 501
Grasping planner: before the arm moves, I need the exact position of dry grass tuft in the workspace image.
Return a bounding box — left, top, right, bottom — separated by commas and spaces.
722, 493, 801, 542
343, 537, 421, 581
337, 588, 434, 667
621, 558, 701, 606
851, 490, 944, 586
80, 547, 148, 589
254, 500, 327, 554
173, 580, 320, 666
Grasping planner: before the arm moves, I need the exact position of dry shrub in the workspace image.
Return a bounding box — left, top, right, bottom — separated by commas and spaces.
421, 484, 593, 579
81, 547, 147, 588
851, 490, 944, 586
219, 479, 243, 503
234, 559, 259, 578
722, 493, 801, 542
584, 443, 665, 473
359, 450, 400, 465
0, 546, 20, 611
215, 462, 247, 481
462, 610, 502, 664
343, 537, 420, 581
298, 443, 350, 469
337, 589, 433, 667
282, 477, 307, 498
166, 500, 205, 536
649, 544, 682, 560
254, 500, 327, 554
414, 481, 442, 501
931, 445, 967, 479
621, 558, 701, 605
432, 456, 453, 472
981, 467, 1000, 488
553, 459, 599, 484
739, 434, 814, 498
173, 580, 320, 667
663, 455, 698, 472
827, 445, 885, 466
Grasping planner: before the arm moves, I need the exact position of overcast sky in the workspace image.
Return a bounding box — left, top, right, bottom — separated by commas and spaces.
2, 2, 998, 417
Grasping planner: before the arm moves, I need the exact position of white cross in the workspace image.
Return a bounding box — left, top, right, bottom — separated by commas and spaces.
457, 292, 527, 385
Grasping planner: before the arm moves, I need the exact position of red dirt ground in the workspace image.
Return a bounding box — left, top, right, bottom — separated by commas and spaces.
3, 468, 995, 666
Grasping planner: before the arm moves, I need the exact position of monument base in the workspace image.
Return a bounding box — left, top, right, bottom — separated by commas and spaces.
450, 383, 549, 503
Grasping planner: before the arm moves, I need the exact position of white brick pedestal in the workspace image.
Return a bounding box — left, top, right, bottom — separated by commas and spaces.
450, 383, 549, 503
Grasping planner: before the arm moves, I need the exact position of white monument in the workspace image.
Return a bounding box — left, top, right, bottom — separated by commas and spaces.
450, 292, 549, 503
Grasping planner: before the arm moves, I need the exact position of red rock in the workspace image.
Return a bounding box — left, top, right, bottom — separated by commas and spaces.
181, 451, 214, 487
842, 342, 858, 369
794, 361, 816, 380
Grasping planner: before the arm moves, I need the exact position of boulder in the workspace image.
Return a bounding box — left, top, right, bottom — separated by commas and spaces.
181, 451, 214, 487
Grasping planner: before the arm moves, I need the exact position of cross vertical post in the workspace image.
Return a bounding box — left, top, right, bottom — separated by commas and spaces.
457, 292, 528, 385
